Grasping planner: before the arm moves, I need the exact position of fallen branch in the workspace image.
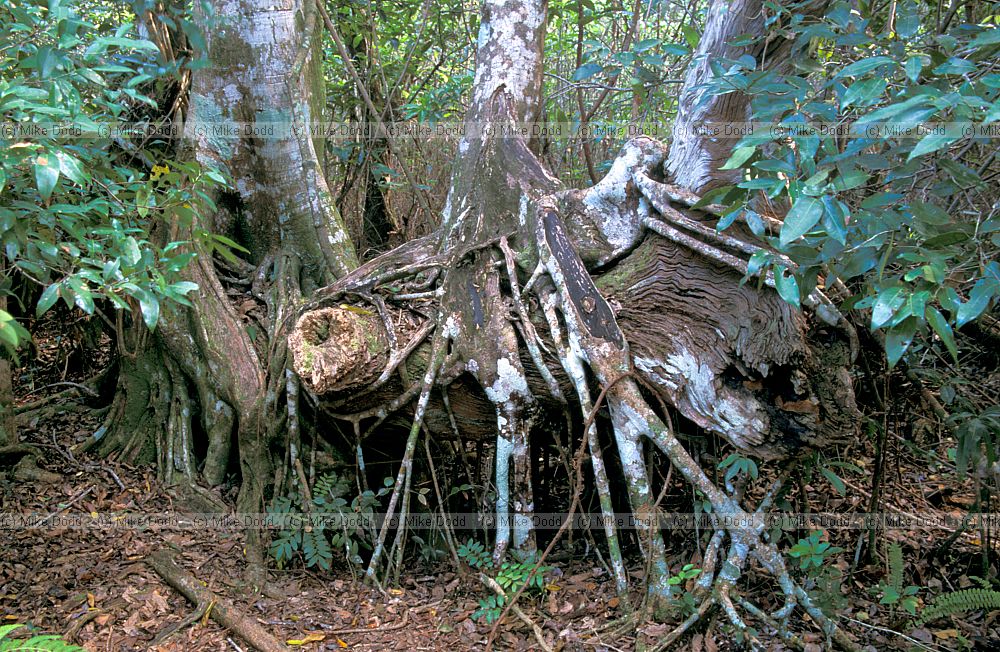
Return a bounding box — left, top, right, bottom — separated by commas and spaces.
147, 550, 287, 652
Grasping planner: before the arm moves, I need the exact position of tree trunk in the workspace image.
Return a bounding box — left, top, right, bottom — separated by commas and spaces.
88, 0, 359, 582
665, 0, 827, 194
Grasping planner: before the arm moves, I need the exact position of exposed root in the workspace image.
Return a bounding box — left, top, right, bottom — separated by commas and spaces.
11, 454, 62, 483
150, 600, 210, 647
634, 169, 858, 359
540, 292, 629, 597
148, 550, 286, 652
286, 131, 861, 649
533, 200, 858, 648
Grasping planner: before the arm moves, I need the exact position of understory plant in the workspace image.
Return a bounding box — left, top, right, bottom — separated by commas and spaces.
457, 539, 551, 624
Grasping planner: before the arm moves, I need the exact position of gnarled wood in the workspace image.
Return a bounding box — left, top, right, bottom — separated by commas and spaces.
292, 140, 857, 460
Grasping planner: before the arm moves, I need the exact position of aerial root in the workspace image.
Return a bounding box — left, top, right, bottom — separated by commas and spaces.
499, 236, 564, 403
530, 205, 858, 647
648, 523, 856, 652
540, 291, 630, 599
365, 324, 450, 585
148, 550, 286, 652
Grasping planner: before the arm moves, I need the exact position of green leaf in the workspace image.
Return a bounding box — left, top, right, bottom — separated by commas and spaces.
66, 276, 94, 314
835, 56, 895, 79
895, 5, 920, 39
907, 132, 961, 161
842, 78, 886, 110
934, 57, 975, 76
774, 266, 800, 309
904, 56, 924, 83
33, 153, 61, 201
720, 146, 756, 170
123, 236, 142, 266
926, 306, 958, 363
36, 283, 61, 316
956, 279, 995, 327
137, 290, 160, 330
634, 38, 660, 52
968, 27, 1000, 49
56, 151, 89, 185
572, 62, 603, 81
855, 95, 933, 125
820, 467, 846, 496
780, 196, 823, 245
872, 287, 906, 329
910, 200, 949, 225
169, 281, 199, 296
681, 25, 700, 49
922, 231, 968, 248
884, 317, 917, 367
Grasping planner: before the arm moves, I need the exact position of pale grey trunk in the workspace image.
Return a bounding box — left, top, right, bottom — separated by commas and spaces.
185, 0, 357, 285
93, 0, 363, 583
665, 0, 764, 194
436, 0, 553, 561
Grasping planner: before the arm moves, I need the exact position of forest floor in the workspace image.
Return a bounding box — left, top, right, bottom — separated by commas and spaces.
2, 313, 997, 651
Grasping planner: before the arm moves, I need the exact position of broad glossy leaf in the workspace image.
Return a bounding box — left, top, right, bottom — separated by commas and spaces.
968, 27, 1000, 49
137, 289, 160, 330
907, 132, 960, 161
774, 267, 800, 308
572, 62, 603, 81
36, 283, 61, 316
926, 306, 958, 363
57, 150, 89, 184
33, 153, 61, 201
884, 317, 917, 367
780, 196, 823, 246
720, 146, 755, 170
956, 279, 995, 327
836, 56, 894, 79
872, 287, 906, 329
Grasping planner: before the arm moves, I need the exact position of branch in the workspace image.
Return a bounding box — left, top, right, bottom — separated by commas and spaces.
314, 0, 436, 224
479, 574, 552, 652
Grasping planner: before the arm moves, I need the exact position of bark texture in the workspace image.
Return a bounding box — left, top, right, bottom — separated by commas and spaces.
294, 136, 857, 458
91, 0, 359, 578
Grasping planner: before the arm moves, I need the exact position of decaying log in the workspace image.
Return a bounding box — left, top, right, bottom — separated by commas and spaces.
289, 176, 858, 460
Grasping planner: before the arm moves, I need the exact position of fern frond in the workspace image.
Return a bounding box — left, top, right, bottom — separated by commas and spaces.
0, 625, 85, 651
920, 588, 1000, 624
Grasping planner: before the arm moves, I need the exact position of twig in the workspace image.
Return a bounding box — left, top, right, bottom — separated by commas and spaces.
323, 609, 410, 635
842, 616, 944, 652
38, 485, 94, 526
479, 574, 552, 652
